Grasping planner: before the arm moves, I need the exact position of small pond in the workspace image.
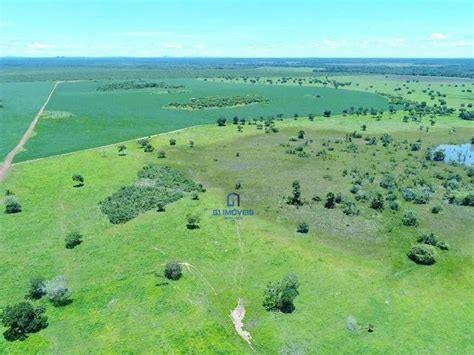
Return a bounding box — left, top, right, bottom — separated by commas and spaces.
434, 143, 473, 165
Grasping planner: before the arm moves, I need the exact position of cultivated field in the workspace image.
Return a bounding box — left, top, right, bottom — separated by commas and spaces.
0, 81, 54, 162
14, 79, 388, 161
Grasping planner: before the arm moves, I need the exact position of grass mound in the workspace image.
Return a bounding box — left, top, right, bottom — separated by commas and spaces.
100, 165, 201, 224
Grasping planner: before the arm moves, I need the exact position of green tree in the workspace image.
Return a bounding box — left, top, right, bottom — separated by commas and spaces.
217, 117, 227, 126
287, 180, 303, 206
4, 195, 22, 214
72, 174, 84, 187
65, 232, 83, 249
45, 276, 72, 306
186, 215, 200, 229
1, 302, 48, 341
26, 277, 46, 300
164, 261, 182, 280
263, 273, 299, 313
324, 192, 336, 209
117, 144, 127, 155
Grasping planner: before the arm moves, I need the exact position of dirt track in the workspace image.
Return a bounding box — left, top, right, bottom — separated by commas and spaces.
0, 81, 60, 183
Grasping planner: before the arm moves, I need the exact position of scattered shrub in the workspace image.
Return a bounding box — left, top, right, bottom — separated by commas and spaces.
407, 244, 436, 265
343, 200, 359, 216
65, 232, 83, 249
164, 261, 182, 280
143, 143, 155, 152
4, 195, 21, 214
437, 241, 450, 250
186, 215, 200, 229
287, 181, 303, 206
324, 192, 336, 209
217, 117, 226, 126
157, 150, 166, 159
370, 193, 385, 211
431, 205, 442, 214
402, 210, 419, 226
389, 200, 401, 211
417, 231, 438, 246
296, 222, 309, 234
0, 302, 48, 341
169, 138, 176, 146
45, 276, 72, 306
346, 316, 358, 332
117, 144, 127, 155
26, 277, 46, 300
263, 273, 299, 313
72, 174, 84, 187
380, 174, 397, 190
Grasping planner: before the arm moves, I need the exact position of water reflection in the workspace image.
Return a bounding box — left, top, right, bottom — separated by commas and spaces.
434, 143, 473, 165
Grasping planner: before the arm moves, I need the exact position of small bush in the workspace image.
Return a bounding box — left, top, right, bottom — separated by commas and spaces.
296, 222, 309, 234
389, 200, 401, 211
370, 193, 385, 211
186, 215, 200, 229
65, 232, 83, 249
26, 277, 46, 300
431, 205, 442, 214
143, 143, 155, 152
169, 138, 176, 146
346, 316, 358, 332
190, 192, 199, 200
402, 210, 418, 226
45, 276, 72, 306
156, 203, 166, 212
0, 302, 48, 341
417, 231, 438, 246
217, 117, 226, 126
437, 241, 450, 250
72, 174, 84, 187
164, 261, 182, 280
4, 195, 21, 214
407, 244, 436, 265
157, 150, 166, 159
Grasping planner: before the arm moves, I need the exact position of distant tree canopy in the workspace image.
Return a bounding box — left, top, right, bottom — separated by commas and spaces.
165, 95, 269, 110
97, 80, 184, 91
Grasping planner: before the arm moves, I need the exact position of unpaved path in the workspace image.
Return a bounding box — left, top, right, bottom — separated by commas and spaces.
0, 81, 61, 182
230, 298, 253, 348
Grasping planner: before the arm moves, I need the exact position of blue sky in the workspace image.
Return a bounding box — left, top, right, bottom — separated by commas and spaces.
1, 0, 473, 57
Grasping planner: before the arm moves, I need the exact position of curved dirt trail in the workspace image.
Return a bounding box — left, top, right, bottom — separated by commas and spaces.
0, 81, 61, 183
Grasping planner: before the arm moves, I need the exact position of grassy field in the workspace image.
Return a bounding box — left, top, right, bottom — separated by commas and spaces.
0, 81, 54, 162
1, 110, 473, 353
15, 79, 388, 161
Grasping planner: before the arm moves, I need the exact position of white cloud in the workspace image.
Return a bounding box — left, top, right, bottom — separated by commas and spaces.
429, 32, 448, 40
119, 31, 173, 37
26, 42, 55, 50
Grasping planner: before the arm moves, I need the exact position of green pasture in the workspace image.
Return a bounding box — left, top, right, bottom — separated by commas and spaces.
15, 79, 388, 161
1, 112, 473, 353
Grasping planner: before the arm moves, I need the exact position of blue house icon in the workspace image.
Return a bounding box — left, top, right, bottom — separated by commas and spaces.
226, 192, 240, 207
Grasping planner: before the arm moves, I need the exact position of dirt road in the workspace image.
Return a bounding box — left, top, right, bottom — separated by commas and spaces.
0, 81, 61, 183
